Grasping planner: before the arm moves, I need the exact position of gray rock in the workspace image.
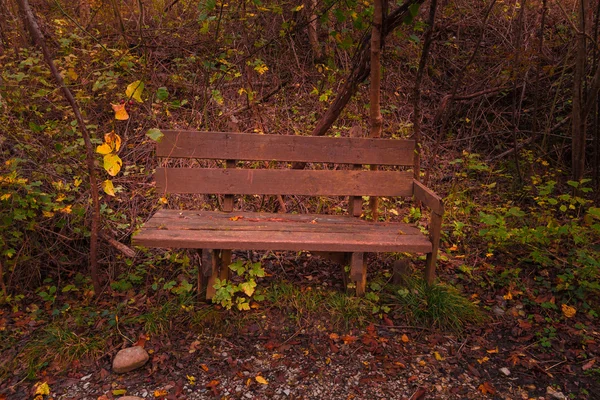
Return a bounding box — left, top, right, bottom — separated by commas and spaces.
499, 367, 511, 376
112, 346, 149, 373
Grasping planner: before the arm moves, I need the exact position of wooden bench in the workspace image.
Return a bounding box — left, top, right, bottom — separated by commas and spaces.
133, 130, 444, 299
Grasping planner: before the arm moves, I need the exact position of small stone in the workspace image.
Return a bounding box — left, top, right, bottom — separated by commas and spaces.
546, 386, 566, 400
245, 392, 253, 399
80, 373, 93, 381
500, 367, 511, 376
112, 346, 149, 373
283, 389, 291, 396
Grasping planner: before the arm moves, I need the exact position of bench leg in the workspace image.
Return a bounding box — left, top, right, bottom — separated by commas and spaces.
220, 250, 232, 281
425, 212, 443, 285
350, 252, 366, 296
199, 249, 219, 301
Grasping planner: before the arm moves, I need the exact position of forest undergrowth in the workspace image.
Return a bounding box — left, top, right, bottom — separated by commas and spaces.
1, 0, 600, 398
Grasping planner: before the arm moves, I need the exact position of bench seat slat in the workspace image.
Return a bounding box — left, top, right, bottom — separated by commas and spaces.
156, 168, 414, 196
133, 211, 432, 253
157, 131, 415, 166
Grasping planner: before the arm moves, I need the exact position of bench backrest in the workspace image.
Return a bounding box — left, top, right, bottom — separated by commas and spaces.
155, 130, 415, 198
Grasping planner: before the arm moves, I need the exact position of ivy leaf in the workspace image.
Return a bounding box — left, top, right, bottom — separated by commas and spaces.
146, 128, 164, 142
111, 103, 129, 120
103, 153, 122, 176
102, 179, 116, 196
126, 80, 144, 103
96, 143, 112, 155
239, 280, 256, 297
156, 87, 169, 101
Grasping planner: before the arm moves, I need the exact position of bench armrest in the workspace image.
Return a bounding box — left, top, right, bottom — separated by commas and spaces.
413, 179, 444, 215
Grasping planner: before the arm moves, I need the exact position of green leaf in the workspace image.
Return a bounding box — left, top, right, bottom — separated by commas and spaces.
156, 87, 169, 101
239, 280, 256, 297
126, 80, 144, 103
403, 3, 421, 24
146, 128, 164, 142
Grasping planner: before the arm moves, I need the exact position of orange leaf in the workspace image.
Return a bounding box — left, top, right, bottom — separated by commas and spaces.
200, 364, 209, 372
153, 389, 168, 397
111, 103, 129, 120
341, 335, 357, 345
401, 334, 409, 343
255, 376, 268, 384
329, 333, 340, 341
561, 304, 577, 318
134, 334, 149, 348
478, 382, 496, 395
583, 359, 596, 371
206, 380, 220, 388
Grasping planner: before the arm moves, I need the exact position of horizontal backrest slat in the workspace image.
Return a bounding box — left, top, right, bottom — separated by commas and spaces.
156, 168, 414, 197
157, 131, 414, 166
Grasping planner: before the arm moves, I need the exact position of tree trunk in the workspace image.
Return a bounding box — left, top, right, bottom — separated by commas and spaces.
572, 0, 589, 181
369, 0, 384, 221
17, 0, 102, 295
310, 0, 424, 137
412, 0, 438, 181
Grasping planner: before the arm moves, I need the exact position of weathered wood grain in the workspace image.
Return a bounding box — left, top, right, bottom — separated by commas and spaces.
157, 130, 414, 166
155, 168, 414, 197
413, 179, 444, 215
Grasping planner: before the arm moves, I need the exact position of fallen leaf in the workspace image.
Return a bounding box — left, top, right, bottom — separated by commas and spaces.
433, 351, 444, 361
582, 359, 596, 371
329, 333, 340, 341
562, 304, 576, 318
401, 334, 409, 343
200, 364, 209, 372
112, 389, 127, 396
111, 103, 129, 120
229, 216, 243, 221
478, 381, 496, 395
186, 375, 196, 385
153, 389, 167, 397
341, 335, 357, 345
255, 376, 268, 384
477, 356, 489, 364
134, 333, 149, 348
34, 382, 50, 396
486, 347, 499, 354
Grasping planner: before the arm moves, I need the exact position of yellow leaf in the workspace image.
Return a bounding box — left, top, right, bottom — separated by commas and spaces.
111, 103, 129, 120
126, 80, 144, 103
401, 334, 409, 343
102, 180, 115, 196
503, 291, 513, 300
34, 382, 50, 395
255, 376, 268, 385
186, 375, 196, 385
103, 153, 122, 176
104, 131, 122, 152
562, 304, 577, 318
153, 389, 168, 397
112, 389, 127, 395
434, 351, 444, 361
477, 356, 490, 364
43, 211, 54, 217
0, 193, 10, 200
96, 143, 112, 155
66, 68, 78, 81
59, 204, 72, 214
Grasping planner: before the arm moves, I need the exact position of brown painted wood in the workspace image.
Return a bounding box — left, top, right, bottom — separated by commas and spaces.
349, 126, 364, 217
350, 252, 366, 296
223, 160, 236, 212
220, 250, 231, 281
157, 130, 415, 166
156, 168, 414, 197
425, 212, 443, 285
202, 249, 219, 300
133, 228, 431, 253
413, 179, 444, 215
312, 251, 348, 265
